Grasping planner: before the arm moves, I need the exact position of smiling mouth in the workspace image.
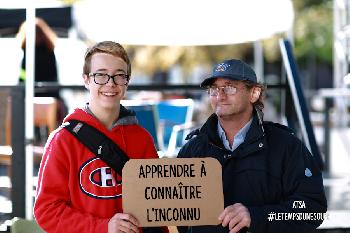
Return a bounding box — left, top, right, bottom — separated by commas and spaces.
101, 92, 118, 97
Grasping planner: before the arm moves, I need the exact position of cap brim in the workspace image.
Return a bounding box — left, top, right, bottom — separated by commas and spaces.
200, 77, 216, 88
200, 75, 247, 88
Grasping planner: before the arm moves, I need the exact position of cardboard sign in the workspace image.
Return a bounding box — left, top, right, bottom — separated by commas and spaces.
122, 158, 224, 226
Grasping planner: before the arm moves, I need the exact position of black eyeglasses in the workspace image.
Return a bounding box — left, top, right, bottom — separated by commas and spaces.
88, 72, 129, 86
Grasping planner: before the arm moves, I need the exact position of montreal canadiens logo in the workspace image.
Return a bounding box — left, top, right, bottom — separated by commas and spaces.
79, 157, 122, 199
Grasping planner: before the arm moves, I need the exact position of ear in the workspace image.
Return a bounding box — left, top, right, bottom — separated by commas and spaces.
83, 74, 90, 89
250, 87, 261, 103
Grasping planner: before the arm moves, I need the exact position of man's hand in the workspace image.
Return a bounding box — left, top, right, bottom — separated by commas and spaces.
108, 213, 140, 233
218, 203, 251, 233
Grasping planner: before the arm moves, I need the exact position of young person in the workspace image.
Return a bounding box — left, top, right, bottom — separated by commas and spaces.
34, 41, 168, 233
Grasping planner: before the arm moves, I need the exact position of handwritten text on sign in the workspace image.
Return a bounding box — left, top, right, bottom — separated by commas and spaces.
122, 158, 224, 226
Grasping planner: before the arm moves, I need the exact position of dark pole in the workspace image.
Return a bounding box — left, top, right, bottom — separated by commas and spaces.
11, 86, 26, 218
323, 98, 331, 173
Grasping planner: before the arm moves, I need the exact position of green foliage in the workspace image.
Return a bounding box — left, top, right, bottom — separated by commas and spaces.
293, 1, 333, 64
263, 1, 333, 65
294, 0, 330, 9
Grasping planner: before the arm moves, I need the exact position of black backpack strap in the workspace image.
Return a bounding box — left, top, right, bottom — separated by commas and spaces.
62, 120, 129, 176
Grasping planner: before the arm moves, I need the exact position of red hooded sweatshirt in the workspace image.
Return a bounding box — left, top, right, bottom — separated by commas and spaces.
34, 105, 167, 233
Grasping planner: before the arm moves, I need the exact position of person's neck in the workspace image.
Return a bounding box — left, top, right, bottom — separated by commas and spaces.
218, 111, 253, 142
89, 103, 120, 129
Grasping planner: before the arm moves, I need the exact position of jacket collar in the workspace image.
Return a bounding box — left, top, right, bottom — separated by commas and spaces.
84, 103, 138, 127
199, 113, 225, 148
199, 110, 267, 157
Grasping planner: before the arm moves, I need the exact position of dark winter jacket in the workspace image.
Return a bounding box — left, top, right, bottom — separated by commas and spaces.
177, 112, 327, 233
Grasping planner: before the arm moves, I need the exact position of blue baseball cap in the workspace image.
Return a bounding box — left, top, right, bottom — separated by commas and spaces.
200, 59, 257, 88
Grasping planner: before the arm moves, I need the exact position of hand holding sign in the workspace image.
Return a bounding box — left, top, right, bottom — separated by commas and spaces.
219, 203, 251, 233
122, 158, 224, 227
108, 213, 140, 233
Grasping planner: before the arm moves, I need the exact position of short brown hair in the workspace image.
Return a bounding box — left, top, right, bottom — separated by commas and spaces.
83, 41, 131, 80
242, 80, 266, 111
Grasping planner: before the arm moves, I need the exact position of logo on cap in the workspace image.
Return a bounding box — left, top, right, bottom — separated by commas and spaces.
215, 63, 230, 72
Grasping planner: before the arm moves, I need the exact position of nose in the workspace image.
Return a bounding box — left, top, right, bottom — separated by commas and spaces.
105, 76, 116, 86
216, 88, 227, 99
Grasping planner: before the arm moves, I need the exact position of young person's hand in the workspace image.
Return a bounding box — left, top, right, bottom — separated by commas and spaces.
108, 213, 140, 233
218, 203, 251, 233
